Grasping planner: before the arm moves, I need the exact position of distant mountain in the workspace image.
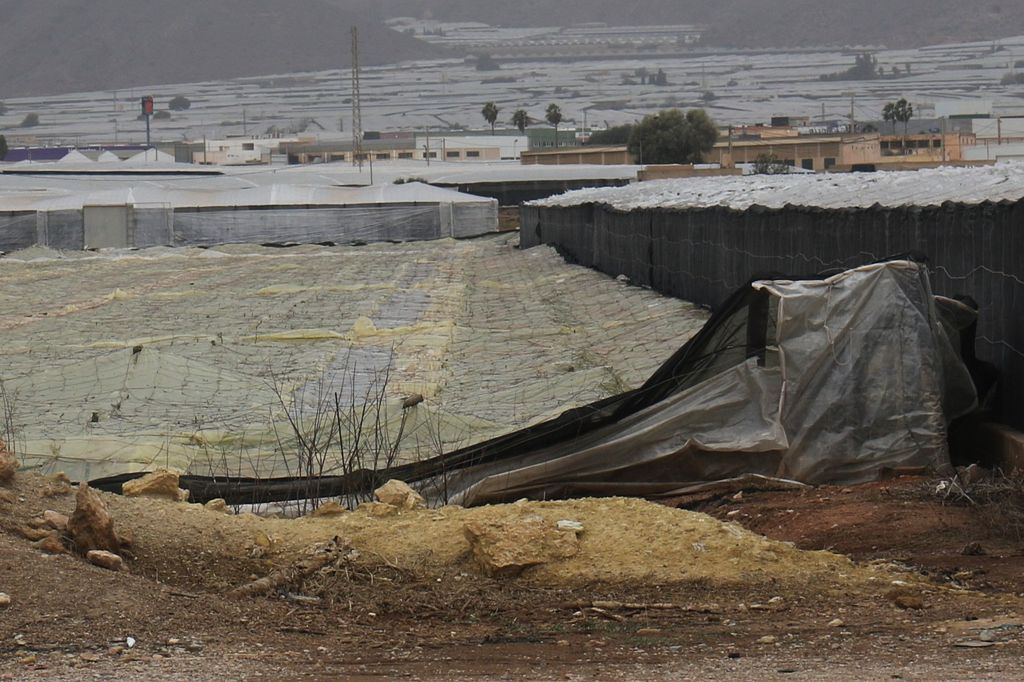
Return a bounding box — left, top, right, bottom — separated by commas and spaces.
0, 0, 448, 97
366, 0, 1023, 49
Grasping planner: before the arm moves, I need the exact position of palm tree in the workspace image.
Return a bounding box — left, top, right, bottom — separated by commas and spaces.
481, 101, 499, 135
896, 99, 914, 137
882, 102, 896, 134
511, 109, 529, 134
545, 103, 563, 146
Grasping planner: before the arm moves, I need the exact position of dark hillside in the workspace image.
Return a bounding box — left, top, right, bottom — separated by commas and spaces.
0, 0, 447, 97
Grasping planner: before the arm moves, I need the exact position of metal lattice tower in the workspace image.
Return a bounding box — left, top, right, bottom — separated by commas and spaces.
350, 26, 363, 169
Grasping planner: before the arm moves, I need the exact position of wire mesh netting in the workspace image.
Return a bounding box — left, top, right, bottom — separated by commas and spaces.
0, 234, 707, 482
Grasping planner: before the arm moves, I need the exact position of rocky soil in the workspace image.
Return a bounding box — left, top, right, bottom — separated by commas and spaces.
2, 469, 1024, 680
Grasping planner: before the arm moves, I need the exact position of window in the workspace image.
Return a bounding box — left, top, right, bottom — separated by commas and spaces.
784, 159, 795, 166
242, 143, 255, 151
425, 152, 437, 158
376, 153, 390, 160
446, 151, 460, 158
466, 151, 481, 158
824, 157, 836, 169
398, 152, 413, 159
801, 158, 814, 170
932, 140, 942, 148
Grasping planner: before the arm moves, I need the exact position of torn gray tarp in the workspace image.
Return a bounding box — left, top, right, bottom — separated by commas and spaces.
413, 259, 978, 505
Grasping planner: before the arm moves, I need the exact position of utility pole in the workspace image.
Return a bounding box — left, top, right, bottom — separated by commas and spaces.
350, 26, 364, 172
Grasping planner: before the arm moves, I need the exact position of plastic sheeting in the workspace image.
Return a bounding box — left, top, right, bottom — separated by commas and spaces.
407, 260, 978, 506
0, 180, 499, 250
3, 236, 706, 483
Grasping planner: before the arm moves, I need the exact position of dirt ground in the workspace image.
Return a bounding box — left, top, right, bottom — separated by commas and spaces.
2, 472, 1024, 681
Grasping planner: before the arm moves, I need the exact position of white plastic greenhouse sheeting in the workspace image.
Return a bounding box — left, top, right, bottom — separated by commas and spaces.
421, 260, 978, 505
532, 162, 1024, 210
0, 181, 498, 249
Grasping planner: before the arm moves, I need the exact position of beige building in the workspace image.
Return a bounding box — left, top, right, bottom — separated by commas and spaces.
280, 136, 509, 165
708, 134, 881, 172
876, 132, 975, 166
520, 146, 634, 165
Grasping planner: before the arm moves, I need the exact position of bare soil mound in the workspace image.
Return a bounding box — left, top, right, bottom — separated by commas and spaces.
3, 473, 1024, 680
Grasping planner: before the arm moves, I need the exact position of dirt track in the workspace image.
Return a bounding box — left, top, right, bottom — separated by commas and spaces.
2, 473, 1024, 680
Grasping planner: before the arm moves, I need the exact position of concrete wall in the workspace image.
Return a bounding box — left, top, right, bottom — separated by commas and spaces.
521, 200, 1024, 428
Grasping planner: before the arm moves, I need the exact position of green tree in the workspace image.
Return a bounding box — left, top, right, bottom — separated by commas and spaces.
0, 101, 7, 116
20, 113, 39, 128
587, 124, 634, 145
626, 109, 718, 164
511, 109, 529, 134
752, 153, 790, 175
545, 104, 563, 146
0, 135, 7, 162
481, 101, 499, 135
168, 95, 192, 111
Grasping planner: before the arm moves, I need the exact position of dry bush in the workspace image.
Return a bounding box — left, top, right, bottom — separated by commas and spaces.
935, 467, 1024, 540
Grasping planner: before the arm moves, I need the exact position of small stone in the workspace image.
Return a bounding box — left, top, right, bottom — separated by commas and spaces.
979, 630, 997, 642
108, 646, 124, 656
556, 639, 571, 647
828, 618, 844, 627
357, 501, 399, 517
556, 519, 584, 532
67, 483, 121, 555
204, 498, 229, 513
41, 472, 73, 497
19, 655, 37, 665
373, 480, 425, 510
117, 528, 134, 550
86, 549, 125, 571
33, 533, 67, 555
79, 652, 101, 662
0, 592, 10, 607
42, 510, 69, 531
961, 542, 986, 556
757, 635, 777, 644
311, 501, 347, 517
890, 593, 924, 610
768, 596, 784, 605
732, 491, 744, 501
122, 469, 188, 502
167, 638, 180, 646
463, 514, 580, 577
0, 440, 17, 483
636, 627, 661, 635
